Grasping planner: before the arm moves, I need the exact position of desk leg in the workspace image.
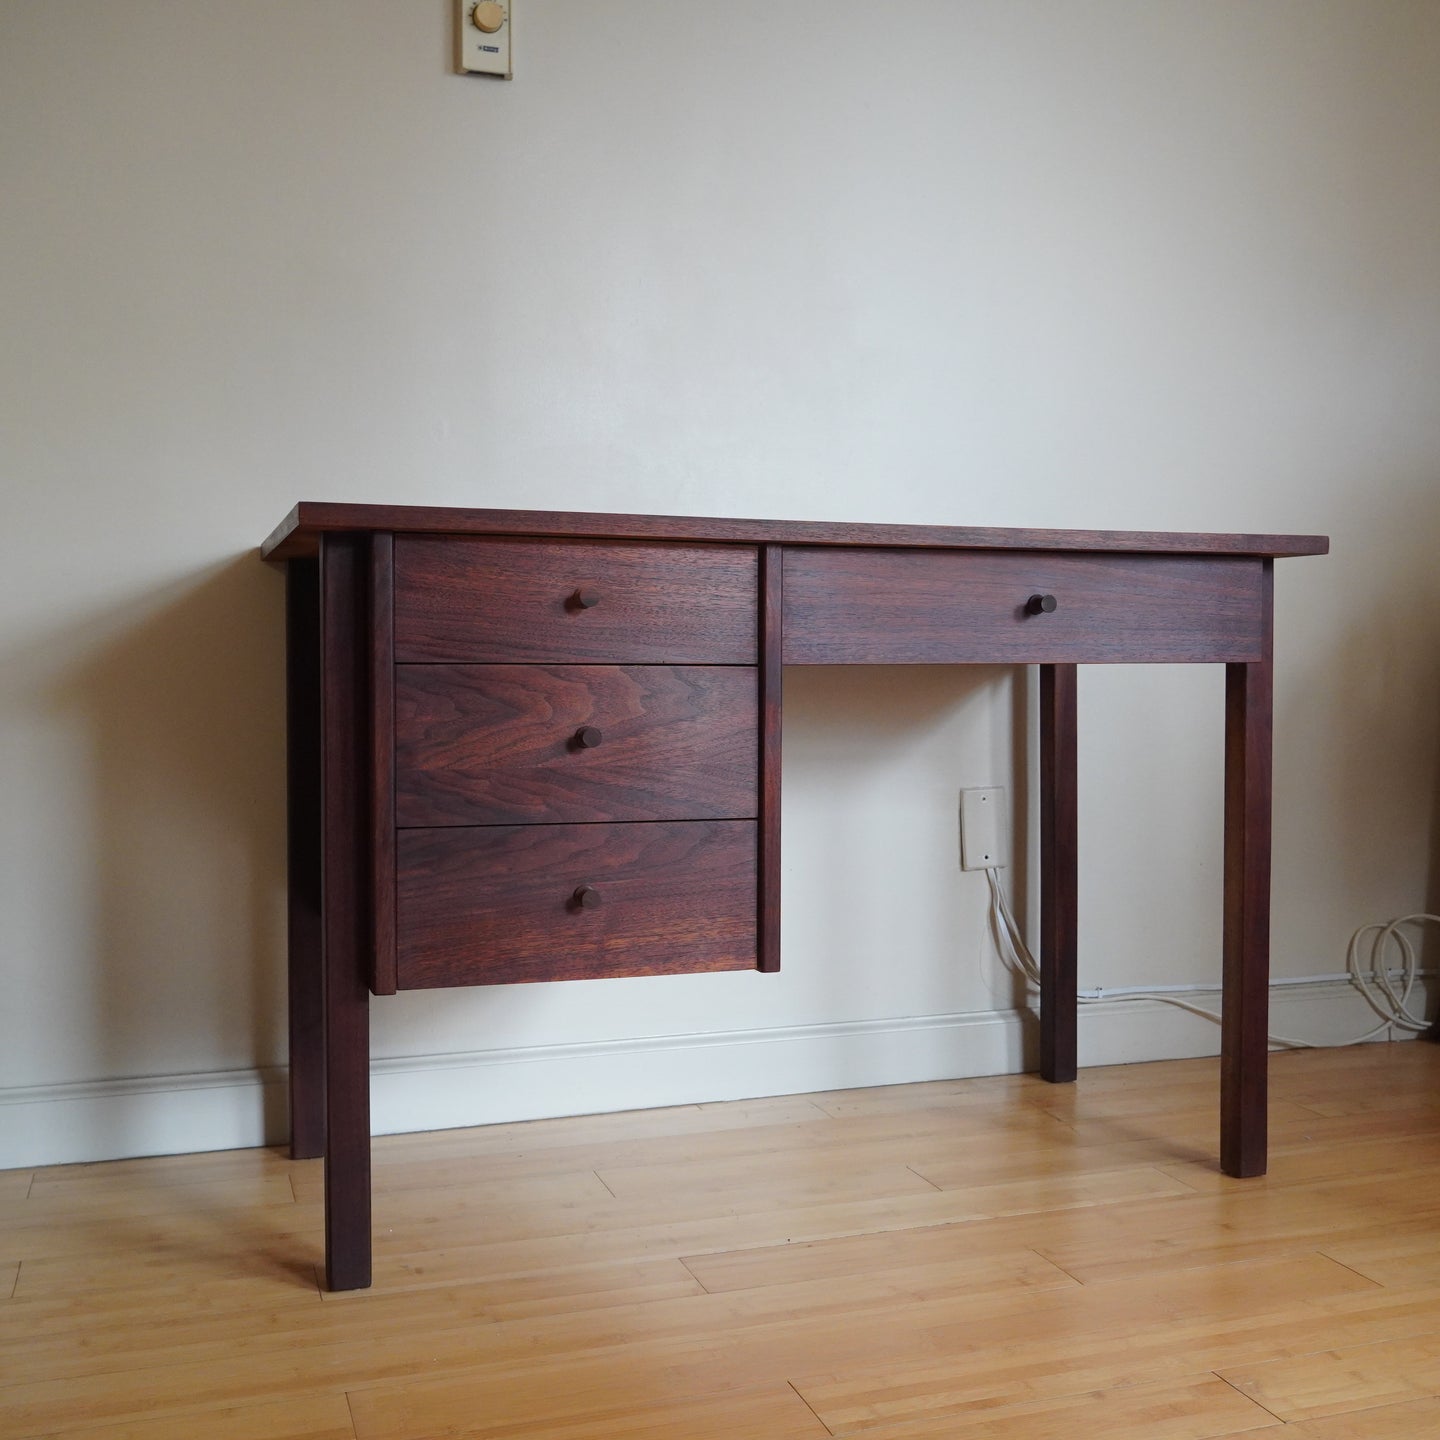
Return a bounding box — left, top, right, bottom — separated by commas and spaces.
319, 535, 373, 1291
1222, 655, 1272, 1178
287, 560, 325, 1160
1040, 664, 1078, 1083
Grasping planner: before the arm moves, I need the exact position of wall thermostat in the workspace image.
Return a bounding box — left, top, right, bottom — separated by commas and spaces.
457, 0, 512, 79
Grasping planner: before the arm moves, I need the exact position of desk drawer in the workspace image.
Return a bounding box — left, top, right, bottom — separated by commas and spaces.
396, 820, 757, 987
782, 549, 1267, 664
395, 664, 758, 826
394, 537, 758, 664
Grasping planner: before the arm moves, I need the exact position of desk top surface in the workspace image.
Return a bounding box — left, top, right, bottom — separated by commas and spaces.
261, 502, 1329, 563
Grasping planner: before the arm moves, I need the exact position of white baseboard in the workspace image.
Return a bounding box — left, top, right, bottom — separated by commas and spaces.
0, 979, 1430, 1169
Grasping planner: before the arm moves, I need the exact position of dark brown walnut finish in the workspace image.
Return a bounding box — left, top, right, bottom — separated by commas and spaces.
317, 534, 373, 1292
1039, 664, 1079, 1084
264, 502, 1328, 561
394, 664, 758, 827
268, 502, 1327, 1291
781, 550, 1267, 665
758, 545, 783, 974
396, 819, 758, 988
393, 536, 759, 665
284, 560, 325, 1160
1222, 563, 1276, 1179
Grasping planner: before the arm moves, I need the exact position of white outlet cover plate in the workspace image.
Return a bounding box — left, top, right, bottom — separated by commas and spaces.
457, 0, 512, 78
960, 787, 1009, 871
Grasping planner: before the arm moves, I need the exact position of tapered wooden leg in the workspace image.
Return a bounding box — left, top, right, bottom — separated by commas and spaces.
320, 535, 372, 1290
1222, 655, 1273, 1178
1040, 664, 1078, 1083
286, 560, 325, 1160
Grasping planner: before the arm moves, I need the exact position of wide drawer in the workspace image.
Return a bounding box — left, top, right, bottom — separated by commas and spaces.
782, 549, 1267, 664
396, 820, 757, 987
394, 537, 759, 663
395, 664, 759, 826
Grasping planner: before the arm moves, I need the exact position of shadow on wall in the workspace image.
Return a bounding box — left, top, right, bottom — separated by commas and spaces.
1293, 476, 1440, 1028
42, 555, 288, 1138
780, 663, 1036, 1064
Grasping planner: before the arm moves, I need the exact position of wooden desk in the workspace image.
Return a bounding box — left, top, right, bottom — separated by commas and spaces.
262, 504, 1327, 1291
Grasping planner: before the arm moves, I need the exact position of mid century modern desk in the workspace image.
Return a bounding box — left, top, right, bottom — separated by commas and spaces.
262, 503, 1328, 1291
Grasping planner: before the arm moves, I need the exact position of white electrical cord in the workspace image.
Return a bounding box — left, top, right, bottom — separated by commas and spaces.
983, 867, 1439, 1050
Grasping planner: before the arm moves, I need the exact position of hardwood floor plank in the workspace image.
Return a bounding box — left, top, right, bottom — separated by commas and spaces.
348, 1100, 1069, 1197
845, 1373, 1278, 1439
6, 1047, 1440, 1440
291, 1164, 614, 1208
342, 1253, 1373, 1440
0, 1174, 297, 1223
1025, 1173, 1440, 1285
373, 1096, 830, 1163
1320, 1233, 1440, 1290
791, 1282, 1440, 1436
681, 1228, 1076, 1296
805, 1074, 1049, 1118
1219, 1332, 1440, 1422
26, 1148, 296, 1193
0, 1172, 34, 1203
30, 1393, 356, 1440
11, 1248, 324, 1303
1219, 1395, 1440, 1437
352, 1380, 825, 1440
318, 1255, 705, 1312
1160, 1132, 1440, 1194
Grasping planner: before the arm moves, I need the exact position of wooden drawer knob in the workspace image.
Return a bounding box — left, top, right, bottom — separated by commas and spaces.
572, 884, 603, 909
570, 587, 602, 610
573, 725, 604, 749
1026, 593, 1058, 615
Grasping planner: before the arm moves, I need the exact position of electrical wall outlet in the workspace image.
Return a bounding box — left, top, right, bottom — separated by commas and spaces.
960, 786, 1009, 870
457, 0, 512, 78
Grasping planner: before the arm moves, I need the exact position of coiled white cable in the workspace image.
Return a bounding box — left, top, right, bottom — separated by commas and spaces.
984, 867, 1439, 1050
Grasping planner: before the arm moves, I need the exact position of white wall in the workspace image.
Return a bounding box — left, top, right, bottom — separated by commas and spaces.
2, 1, 1439, 1167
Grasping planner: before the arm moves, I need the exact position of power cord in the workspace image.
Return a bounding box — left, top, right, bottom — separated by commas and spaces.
983, 867, 1439, 1050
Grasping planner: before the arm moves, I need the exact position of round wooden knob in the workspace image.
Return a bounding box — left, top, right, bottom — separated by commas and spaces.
571, 588, 601, 609
572, 885, 603, 909
1026, 593, 1058, 615
574, 726, 604, 749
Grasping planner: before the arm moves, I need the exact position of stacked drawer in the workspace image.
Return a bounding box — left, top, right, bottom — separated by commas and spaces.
387, 535, 761, 989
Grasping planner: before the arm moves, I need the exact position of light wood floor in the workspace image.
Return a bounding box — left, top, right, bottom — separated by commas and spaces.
5, 1044, 1440, 1438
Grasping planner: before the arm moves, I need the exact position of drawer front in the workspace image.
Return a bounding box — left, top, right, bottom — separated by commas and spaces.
782, 549, 1267, 664
396, 820, 757, 987
394, 537, 759, 663
395, 665, 759, 827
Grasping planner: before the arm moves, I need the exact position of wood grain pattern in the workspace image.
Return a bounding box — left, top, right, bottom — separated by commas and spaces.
782, 549, 1268, 664
394, 665, 758, 826
1219, 1332, 1440, 1423
267, 505, 1327, 1290
318, 534, 372, 1291
1040, 663, 1078, 1084
262, 501, 1330, 562
1222, 562, 1274, 1180
396, 820, 757, 987
393, 536, 758, 664
8, 1047, 1440, 1440
370, 535, 396, 996
758, 544, 783, 972
284, 559, 325, 1160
